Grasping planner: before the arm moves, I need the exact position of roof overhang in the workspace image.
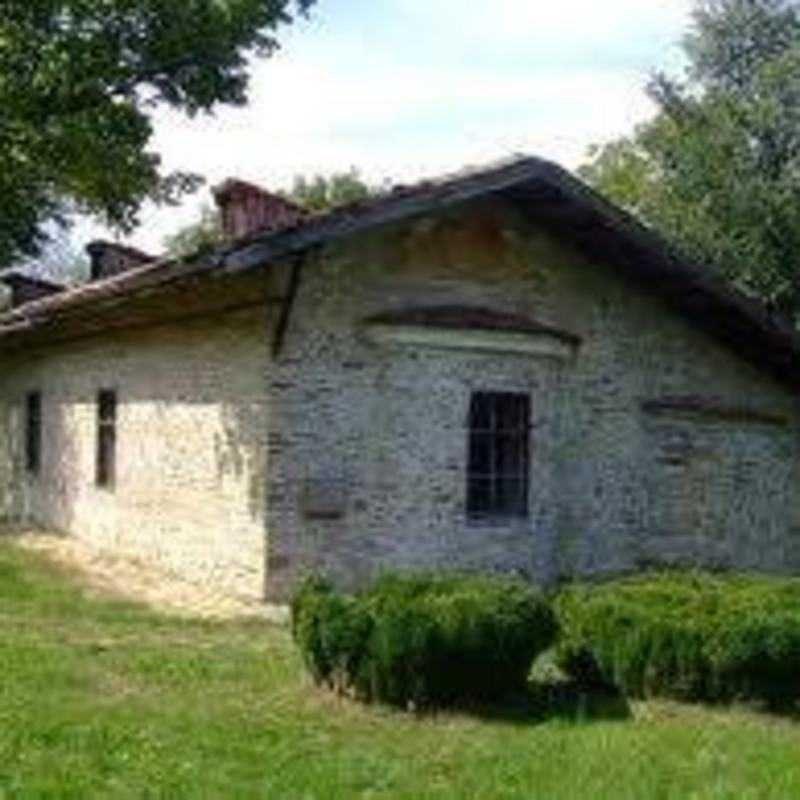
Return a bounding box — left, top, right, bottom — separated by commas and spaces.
0, 156, 797, 390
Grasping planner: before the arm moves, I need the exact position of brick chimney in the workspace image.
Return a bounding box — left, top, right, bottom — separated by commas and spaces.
212, 179, 306, 240
86, 241, 155, 281
0, 271, 64, 308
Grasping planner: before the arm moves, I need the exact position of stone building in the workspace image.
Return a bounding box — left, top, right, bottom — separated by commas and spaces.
0, 157, 798, 602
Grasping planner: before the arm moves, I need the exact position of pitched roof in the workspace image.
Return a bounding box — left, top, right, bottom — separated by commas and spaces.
0, 155, 797, 389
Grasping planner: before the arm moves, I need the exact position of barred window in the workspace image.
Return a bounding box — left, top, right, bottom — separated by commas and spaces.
96, 390, 117, 488
25, 392, 41, 475
467, 392, 530, 518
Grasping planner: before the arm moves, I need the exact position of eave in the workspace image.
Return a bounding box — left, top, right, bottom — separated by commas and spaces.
0, 156, 796, 391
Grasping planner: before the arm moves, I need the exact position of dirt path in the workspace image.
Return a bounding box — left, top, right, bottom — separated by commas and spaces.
7, 528, 287, 623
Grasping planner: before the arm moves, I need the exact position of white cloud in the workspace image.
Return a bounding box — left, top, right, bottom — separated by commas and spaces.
74, 0, 694, 253
391, 0, 693, 45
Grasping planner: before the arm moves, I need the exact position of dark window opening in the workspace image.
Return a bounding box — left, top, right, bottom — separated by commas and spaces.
96, 390, 117, 488
25, 392, 41, 475
467, 392, 530, 518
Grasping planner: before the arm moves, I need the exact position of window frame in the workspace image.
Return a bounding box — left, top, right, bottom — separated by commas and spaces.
96, 389, 117, 489
25, 391, 42, 476
466, 391, 531, 521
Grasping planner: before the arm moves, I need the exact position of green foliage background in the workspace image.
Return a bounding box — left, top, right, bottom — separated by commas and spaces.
0, 0, 314, 267
581, 0, 800, 321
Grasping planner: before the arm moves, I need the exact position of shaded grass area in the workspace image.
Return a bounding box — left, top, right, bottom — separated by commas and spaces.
2, 542, 800, 798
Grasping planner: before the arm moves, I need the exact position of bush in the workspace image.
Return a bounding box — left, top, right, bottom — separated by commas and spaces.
290, 575, 372, 690
555, 571, 800, 705
291, 572, 557, 707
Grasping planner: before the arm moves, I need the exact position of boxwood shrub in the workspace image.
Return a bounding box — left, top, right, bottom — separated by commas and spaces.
555, 571, 800, 705
291, 572, 557, 707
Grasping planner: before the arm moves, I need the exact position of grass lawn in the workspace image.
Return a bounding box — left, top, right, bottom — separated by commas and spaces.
2, 542, 800, 798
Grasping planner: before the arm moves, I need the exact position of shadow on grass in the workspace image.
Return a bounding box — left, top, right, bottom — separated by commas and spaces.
423, 681, 631, 728
465, 685, 800, 728
735, 696, 800, 722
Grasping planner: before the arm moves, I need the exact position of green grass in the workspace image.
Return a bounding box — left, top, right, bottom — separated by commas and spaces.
2, 542, 800, 798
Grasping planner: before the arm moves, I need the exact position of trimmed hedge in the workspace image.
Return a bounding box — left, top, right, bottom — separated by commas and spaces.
292, 572, 557, 707
555, 571, 800, 705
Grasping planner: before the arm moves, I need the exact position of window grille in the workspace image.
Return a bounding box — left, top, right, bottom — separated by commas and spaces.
96, 390, 117, 488
25, 392, 41, 475
467, 392, 530, 518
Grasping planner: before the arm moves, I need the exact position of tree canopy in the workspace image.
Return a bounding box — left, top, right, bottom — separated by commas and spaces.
162, 204, 224, 260
0, 0, 314, 268
580, 0, 800, 321
285, 169, 375, 213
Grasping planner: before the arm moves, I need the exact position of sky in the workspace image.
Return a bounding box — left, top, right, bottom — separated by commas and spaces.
78, 0, 696, 255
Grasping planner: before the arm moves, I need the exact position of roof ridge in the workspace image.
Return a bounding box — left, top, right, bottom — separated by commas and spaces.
0, 154, 796, 390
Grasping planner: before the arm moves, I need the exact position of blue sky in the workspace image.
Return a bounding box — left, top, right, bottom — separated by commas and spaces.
83, 0, 695, 252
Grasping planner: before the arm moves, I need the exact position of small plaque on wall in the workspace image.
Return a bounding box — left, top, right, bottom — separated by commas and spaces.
301, 477, 349, 521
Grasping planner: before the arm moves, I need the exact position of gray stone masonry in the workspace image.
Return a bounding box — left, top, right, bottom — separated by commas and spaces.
265, 197, 799, 599
0, 195, 797, 602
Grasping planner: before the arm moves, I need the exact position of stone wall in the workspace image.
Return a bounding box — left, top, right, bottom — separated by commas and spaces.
0, 194, 796, 604
0, 306, 270, 600
265, 197, 799, 599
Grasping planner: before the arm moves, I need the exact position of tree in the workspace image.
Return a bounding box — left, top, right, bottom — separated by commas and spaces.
285, 168, 375, 212
162, 205, 224, 259
0, 0, 314, 268
580, 0, 800, 321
